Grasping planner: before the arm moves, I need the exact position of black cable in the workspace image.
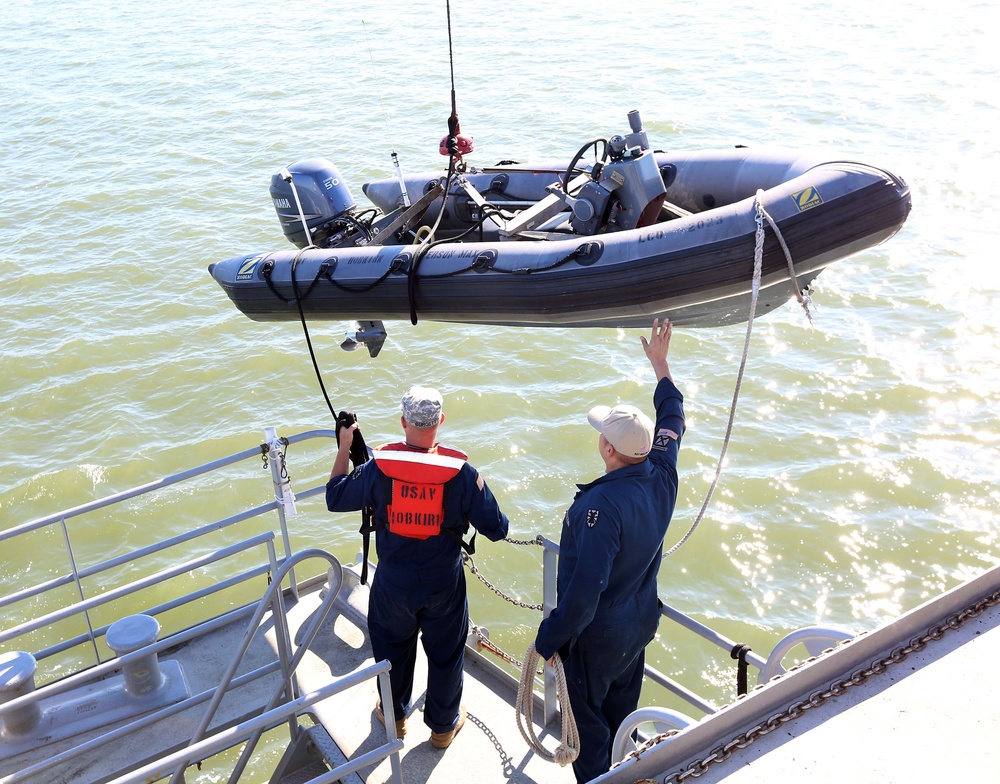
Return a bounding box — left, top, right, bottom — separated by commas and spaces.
404, 0, 463, 325
290, 250, 338, 423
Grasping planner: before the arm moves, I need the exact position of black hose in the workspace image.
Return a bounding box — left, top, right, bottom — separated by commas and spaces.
290, 250, 338, 422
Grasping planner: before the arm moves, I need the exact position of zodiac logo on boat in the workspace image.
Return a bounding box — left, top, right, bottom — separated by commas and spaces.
236, 255, 266, 281
791, 186, 824, 212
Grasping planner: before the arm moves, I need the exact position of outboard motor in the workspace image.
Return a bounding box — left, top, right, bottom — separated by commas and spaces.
270, 158, 358, 248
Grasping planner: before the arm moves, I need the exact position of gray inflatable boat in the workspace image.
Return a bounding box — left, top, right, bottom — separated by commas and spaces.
209, 111, 911, 342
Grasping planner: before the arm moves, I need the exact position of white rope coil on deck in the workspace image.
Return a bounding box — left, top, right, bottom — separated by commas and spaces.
515, 644, 580, 766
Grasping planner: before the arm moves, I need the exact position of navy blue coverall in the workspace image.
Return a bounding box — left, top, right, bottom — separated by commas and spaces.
535, 377, 685, 782
326, 446, 509, 733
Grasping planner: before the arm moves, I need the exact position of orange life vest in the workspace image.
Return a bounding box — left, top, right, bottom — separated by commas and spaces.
372, 442, 469, 540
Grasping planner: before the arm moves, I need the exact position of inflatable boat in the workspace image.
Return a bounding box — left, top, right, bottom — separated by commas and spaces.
209, 111, 911, 349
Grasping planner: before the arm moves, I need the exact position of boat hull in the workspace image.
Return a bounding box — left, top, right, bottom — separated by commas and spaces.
209, 149, 911, 329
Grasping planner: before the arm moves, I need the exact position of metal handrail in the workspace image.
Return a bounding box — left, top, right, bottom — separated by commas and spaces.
3, 551, 359, 784
0, 532, 276, 648
1, 429, 337, 662
166, 548, 343, 783
0, 428, 409, 784
103, 660, 403, 784
0, 429, 336, 542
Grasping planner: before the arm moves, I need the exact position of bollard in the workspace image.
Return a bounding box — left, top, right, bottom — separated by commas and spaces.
106, 614, 163, 696
0, 650, 42, 736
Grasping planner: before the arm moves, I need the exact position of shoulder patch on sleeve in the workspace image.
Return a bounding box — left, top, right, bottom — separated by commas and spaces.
653, 428, 679, 450
476, 471, 485, 492
586, 508, 600, 528
349, 465, 365, 480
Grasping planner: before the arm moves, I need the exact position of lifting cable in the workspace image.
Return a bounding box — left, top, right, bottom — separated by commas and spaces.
406, 0, 462, 325
281, 186, 377, 575
663, 191, 808, 559
278, 157, 345, 427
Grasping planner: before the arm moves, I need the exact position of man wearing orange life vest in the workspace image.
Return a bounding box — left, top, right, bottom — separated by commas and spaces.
326, 386, 509, 749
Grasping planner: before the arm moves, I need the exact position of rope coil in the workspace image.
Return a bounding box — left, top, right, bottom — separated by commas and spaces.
515, 644, 580, 767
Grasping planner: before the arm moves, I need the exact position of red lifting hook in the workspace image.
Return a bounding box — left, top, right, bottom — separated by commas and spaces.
440, 122, 475, 158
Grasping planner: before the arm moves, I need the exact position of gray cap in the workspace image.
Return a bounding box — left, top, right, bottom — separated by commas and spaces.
400, 386, 444, 428
587, 404, 653, 458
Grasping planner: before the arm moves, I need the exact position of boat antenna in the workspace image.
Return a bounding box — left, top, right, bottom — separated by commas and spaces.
447, 0, 458, 151
407, 0, 470, 325
439, 0, 473, 162
363, 20, 410, 207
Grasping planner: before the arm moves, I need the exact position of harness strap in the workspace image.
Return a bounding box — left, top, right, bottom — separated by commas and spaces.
359, 510, 376, 585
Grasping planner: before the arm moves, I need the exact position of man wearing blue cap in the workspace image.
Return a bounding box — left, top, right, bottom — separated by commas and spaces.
534, 319, 685, 783
327, 386, 509, 749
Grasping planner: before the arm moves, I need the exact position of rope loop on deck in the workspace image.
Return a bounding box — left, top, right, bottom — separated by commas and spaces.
515, 644, 580, 767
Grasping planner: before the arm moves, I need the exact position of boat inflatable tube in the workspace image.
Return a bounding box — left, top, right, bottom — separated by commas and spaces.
210, 145, 910, 329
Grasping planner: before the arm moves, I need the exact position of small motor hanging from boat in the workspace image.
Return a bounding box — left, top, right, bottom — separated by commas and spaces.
269, 158, 360, 249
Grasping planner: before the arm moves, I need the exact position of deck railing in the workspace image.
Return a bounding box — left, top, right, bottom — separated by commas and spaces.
0, 428, 339, 667
1, 426, 850, 780
0, 428, 404, 784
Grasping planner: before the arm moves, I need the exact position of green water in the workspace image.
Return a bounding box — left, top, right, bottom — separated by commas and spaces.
3, 0, 999, 728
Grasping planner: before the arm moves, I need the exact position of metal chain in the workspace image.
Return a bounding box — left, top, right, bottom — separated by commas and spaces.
470, 623, 525, 669
461, 538, 549, 670
659, 588, 1000, 783
463, 552, 543, 611
610, 729, 682, 772
505, 534, 545, 547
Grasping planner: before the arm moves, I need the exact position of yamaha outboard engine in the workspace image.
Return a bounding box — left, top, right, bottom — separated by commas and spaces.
270, 158, 357, 248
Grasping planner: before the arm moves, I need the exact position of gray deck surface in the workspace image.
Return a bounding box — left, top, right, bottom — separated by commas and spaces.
0, 567, 576, 784
601, 562, 1000, 784
5, 562, 997, 784
290, 570, 578, 784
667, 598, 1000, 783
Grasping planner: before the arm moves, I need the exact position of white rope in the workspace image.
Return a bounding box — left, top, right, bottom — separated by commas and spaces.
756, 200, 814, 324
663, 190, 769, 559
515, 644, 580, 766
